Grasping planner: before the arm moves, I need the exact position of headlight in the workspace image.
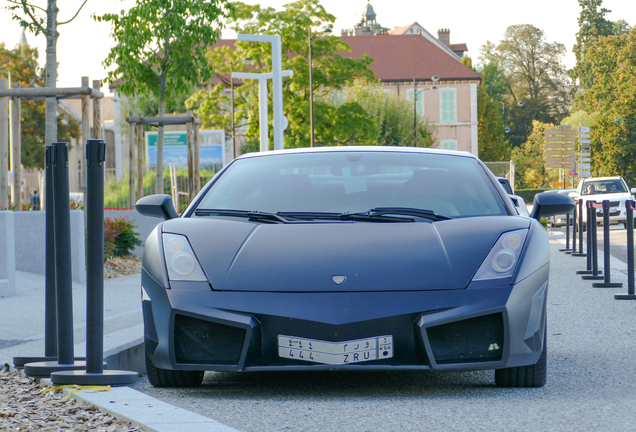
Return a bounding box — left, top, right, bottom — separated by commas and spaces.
473, 229, 528, 281
162, 233, 207, 282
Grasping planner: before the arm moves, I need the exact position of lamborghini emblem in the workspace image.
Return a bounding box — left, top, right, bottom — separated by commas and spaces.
332, 276, 346, 285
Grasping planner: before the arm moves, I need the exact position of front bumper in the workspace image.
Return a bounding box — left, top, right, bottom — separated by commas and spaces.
142, 265, 548, 372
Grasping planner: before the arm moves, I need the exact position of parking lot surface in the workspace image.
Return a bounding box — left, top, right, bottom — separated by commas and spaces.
132, 238, 636, 432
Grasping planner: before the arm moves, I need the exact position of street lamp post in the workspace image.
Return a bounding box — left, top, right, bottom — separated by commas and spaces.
412, 76, 438, 147
502, 101, 524, 134
308, 27, 332, 147
615, 118, 636, 125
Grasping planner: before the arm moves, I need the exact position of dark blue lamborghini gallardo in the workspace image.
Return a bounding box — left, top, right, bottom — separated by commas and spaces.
136, 147, 573, 388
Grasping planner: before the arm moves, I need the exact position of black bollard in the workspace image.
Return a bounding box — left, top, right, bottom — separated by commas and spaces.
51, 140, 138, 386
13, 147, 58, 368
615, 201, 636, 299
582, 202, 604, 281
577, 202, 598, 274
571, 200, 578, 254
560, 212, 572, 252
592, 200, 623, 288
24, 143, 86, 377
571, 199, 586, 257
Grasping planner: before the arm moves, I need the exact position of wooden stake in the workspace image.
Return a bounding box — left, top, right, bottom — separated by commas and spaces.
137, 123, 143, 200
186, 110, 194, 202
0, 78, 8, 209
194, 114, 200, 194
11, 83, 21, 211
128, 111, 136, 210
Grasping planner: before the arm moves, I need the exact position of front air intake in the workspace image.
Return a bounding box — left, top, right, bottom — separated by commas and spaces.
427, 313, 504, 365
174, 314, 246, 365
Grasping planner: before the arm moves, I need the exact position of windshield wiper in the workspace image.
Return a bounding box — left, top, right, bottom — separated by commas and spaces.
358, 207, 451, 221
194, 209, 292, 224
278, 211, 414, 223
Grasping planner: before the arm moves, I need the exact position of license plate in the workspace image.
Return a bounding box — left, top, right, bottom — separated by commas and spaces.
278, 335, 393, 365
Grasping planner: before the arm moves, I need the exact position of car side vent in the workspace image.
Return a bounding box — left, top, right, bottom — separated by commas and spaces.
174, 315, 246, 365
427, 313, 504, 365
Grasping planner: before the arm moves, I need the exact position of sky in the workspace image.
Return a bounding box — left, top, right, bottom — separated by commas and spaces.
1, 0, 635, 92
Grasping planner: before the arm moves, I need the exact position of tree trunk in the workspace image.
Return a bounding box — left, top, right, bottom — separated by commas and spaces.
156, 76, 166, 194
45, 0, 58, 148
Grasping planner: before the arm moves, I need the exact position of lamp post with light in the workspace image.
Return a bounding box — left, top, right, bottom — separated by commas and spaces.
615, 118, 636, 125
503, 101, 525, 134
309, 27, 332, 147
412, 75, 439, 146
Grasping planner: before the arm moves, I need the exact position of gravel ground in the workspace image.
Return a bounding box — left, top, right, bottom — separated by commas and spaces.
133, 240, 636, 432
0, 365, 141, 431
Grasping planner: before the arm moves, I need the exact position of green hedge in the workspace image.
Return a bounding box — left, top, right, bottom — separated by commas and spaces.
515, 188, 558, 203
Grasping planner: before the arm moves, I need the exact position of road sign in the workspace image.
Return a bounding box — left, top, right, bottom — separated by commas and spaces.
579, 163, 591, 169
579, 126, 591, 133
579, 134, 590, 138
545, 136, 577, 142
578, 157, 591, 162
545, 150, 572, 155
579, 152, 591, 157
545, 130, 576, 136
569, 168, 577, 176
579, 139, 591, 144
557, 125, 572, 130
580, 171, 591, 177
579, 145, 591, 151
546, 162, 575, 168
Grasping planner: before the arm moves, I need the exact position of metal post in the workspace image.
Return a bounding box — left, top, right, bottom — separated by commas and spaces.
616, 201, 636, 299
577, 203, 597, 274
309, 27, 315, 148
592, 200, 623, 288
44, 147, 57, 357
128, 111, 136, 210
51, 139, 138, 386
572, 199, 586, 256
0, 78, 9, 210
272, 35, 284, 151
231, 75, 236, 158
81, 77, 90, 212
137, 122, 143, 200
413, 78, 417, 147
571, 202, 577, 254
582, 203, 604, 280
561, 213, 571, 252
186, 110, 194, 201
11, 83, 21, 211
52, 142, 74, 364
86, 140, 105, 373
194, 114, 200, 193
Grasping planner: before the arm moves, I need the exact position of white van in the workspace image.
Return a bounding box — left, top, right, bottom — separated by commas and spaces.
576, 176, 636, 228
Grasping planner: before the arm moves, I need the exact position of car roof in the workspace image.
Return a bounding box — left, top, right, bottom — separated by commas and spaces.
581, 176, 624, 181
236, 146, 478, 160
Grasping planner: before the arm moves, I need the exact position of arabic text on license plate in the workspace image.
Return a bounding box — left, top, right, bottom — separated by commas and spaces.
277, 335, 393, 365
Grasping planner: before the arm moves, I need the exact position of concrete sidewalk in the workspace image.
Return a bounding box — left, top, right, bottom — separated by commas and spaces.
4, 231, 634, 432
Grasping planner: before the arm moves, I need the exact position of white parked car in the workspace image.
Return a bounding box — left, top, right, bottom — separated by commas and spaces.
575, 176, 636, 229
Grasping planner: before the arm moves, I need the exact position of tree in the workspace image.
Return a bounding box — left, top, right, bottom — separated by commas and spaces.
477, 85, 508, 162
96, 0, 234, 193
583, 28, 636, 185
479, 25, 573, 147
569, 0, 629, 89
6, 0, 89, 149
0, 42, 79, 168
187, 0, 376, 149
335, 79, 434, 147
512, 120, 559, 189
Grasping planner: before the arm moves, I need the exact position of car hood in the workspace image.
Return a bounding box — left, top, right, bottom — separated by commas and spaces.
579, 192, 631, 203
163, 216, 531, 292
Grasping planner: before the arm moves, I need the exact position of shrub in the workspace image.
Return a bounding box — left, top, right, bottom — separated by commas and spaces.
104, 216, 143, 260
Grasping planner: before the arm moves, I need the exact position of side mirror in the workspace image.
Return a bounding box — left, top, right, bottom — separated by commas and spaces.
135, 194, 178, 220
631, 188, 636, 194
509, 195, 519, 207
530, 192, 575, 221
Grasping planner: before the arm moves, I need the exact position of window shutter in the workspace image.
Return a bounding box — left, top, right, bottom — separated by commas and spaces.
441, 89, 456, 123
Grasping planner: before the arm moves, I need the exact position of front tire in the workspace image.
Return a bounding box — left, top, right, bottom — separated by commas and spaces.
495, 332, 547, 388
145, 349, 204, 388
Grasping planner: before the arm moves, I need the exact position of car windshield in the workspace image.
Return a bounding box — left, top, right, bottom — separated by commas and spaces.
581, 180, 627, 195
196, 151, 508, 218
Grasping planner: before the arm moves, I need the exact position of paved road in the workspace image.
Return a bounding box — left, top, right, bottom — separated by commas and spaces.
133, 241, 636, 432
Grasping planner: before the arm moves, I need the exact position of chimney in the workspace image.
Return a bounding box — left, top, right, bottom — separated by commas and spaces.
438, 28, 450, 47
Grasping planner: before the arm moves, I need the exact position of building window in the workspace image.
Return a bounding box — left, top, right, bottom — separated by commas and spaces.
440, 88, 457, 123
441, 139, 457, 151
407, 89, 424, 117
